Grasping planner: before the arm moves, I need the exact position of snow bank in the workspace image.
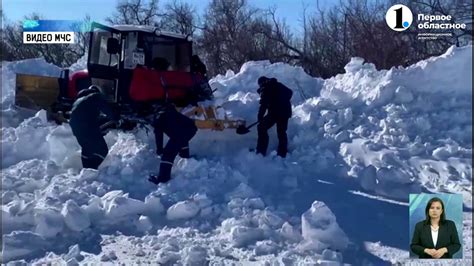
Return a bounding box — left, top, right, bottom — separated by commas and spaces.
210, 60, 324, 121
322, 45, 472, 106
68, 54, 87, 72
401, 45, 472, 94
290, 45, 472, 200
1, 110, 54, 168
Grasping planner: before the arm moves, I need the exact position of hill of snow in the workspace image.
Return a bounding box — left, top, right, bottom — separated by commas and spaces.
1, 46, 472, 265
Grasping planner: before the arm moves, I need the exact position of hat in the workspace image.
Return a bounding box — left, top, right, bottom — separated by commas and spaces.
257, 76, 270, 87
77, 85, 102, 98
89, 85, 102, 94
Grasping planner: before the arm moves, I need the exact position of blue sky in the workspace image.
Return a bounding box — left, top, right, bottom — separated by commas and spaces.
3, 0, 335, 32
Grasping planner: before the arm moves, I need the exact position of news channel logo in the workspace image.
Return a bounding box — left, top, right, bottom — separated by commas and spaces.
385, 4, 413, 31
23, 20, 90, 44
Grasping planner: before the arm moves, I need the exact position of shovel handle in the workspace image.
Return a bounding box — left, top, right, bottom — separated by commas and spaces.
246, 121, 259, 129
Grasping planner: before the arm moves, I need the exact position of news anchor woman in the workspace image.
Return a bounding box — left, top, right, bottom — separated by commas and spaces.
410, 197, 461, 259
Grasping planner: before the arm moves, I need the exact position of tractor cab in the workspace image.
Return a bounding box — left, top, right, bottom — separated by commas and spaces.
86, 22, 206, 107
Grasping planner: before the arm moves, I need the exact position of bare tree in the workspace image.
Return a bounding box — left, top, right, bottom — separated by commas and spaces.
106, 0, 199, 37
2, 13, 90, 67
198, 0, 259, 74
340, 0, 412, 69
296, 0, 448, 76
161, 0, 197, 36
106, 0, 164, 26
1, 14, 15, 62
198, 0, 299, 75
256, 8, 302, 62
409, 0, 472, 46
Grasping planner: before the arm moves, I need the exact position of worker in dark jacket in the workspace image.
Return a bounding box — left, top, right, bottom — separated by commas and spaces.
255, 76, 293, 158
151, 56, 169, 156
70, 85, 118, 169
191, 55, 207, 77
150, 56, 197, 159
190, 55, 213, 102
149, 103, 197, 184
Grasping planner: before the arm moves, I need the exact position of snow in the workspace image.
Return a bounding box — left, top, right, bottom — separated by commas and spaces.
166, 200, 200, 220
111, 24, 188, 40
301, 201, 349, 251
68, 54, 87, 73
62, 200, 91, 232
1, 45, 472, 265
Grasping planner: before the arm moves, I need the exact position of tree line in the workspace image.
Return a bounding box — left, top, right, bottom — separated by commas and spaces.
1, 0, 472, 78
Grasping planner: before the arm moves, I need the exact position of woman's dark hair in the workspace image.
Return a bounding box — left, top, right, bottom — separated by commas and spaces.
424, 197, 446, 225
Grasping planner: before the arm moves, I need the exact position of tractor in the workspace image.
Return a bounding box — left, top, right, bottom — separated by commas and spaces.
15, 22, 246, 131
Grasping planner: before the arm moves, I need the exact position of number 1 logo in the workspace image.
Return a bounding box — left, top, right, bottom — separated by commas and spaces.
386, 4, 413, 31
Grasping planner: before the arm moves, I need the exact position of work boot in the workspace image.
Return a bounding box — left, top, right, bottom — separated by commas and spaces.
149, 160, 173, 185
178, 146, 190, 158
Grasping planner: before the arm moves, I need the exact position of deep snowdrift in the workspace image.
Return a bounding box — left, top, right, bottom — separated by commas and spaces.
1, 46, 472, 265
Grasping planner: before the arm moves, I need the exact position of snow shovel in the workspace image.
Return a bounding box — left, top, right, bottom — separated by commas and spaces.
236, 121, 259, 135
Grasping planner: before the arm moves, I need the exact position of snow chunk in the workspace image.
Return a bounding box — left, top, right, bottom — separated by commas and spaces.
432, 146, 458, 160
226, 183, 257, 199
230, 226, 265, 247
144, 194, 165, 215
301, 201, 349, 251
46, 125, 80, 167
63, 244, 84, 262
61, 200, 91, 232
166, 200, 200, 220
66, 258, 80, 266
2, 191, 18, 204
105, 196, 146, 219
322, 248, 343, 262
2, 231, 48, 262
100, 251, 117, 261
136, 215, 153, 232
279, 222, 303, 243
77, 168, 99, 181
243, 197, 265, 209
255, 240, 279, 256
359, 165, 377, 191
34, 207, 64, 238
156, 247, 180, 264
394, 86, 414, 103
344, 57, 370, 73
182, 245, 208, 265
34, 110, 48, 123
258, 209, 285, 229
101, 191, 146, 219
377, 167, 412, 185
192, 193, 213, 208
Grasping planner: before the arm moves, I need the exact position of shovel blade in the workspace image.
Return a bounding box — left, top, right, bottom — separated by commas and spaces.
236, 125, 250, 135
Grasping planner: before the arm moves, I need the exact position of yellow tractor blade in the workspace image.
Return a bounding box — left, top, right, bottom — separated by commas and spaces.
15, 73, 59, 112
181, 105, 245, 131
